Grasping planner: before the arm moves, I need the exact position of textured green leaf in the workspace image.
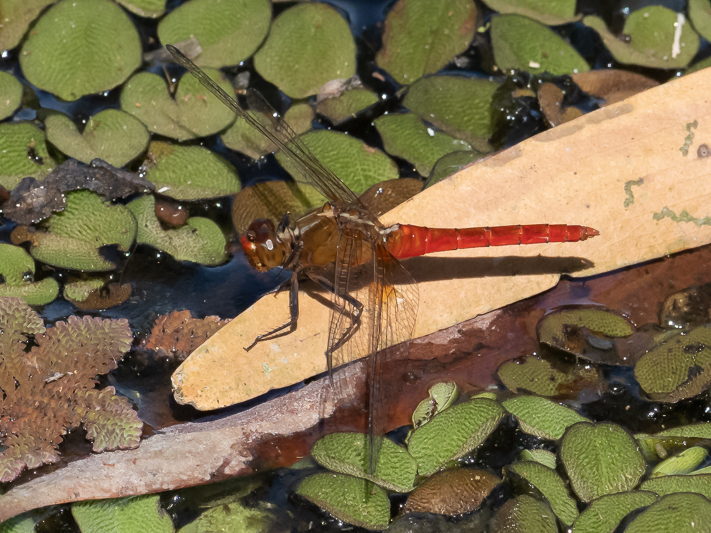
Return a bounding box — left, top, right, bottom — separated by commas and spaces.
426, 150, 482, 188
491, 14, 590, 75
0, 510, 42, 533
0, 71, 23, 121
481, 0, 579, 25
0, 244, 59, 306
316, 87, 378, 125
296, 473, 390, 530
498, 356, 570, 396
503, 396, 589, 440
572, 491, 658, 533
63, 277, 105, 302
142, 141, 239, 200
0, 0, 55, 51
158, 0, 270, 68
19, 0, 141, 101
116, 0, 166, 18
507, 461, 579, 525
45, 110, 149, 167
72, 495, 174, 533
121, 70, 235, 142
641, 474, 711, 499
254, 3, 356, 98
128, 195, 227, 266
625, 493, 711, 532
0, 123, 55, 190
179, 501, 275, 533
404, 75, 499, 151
519, 449, 557, 469
490, 494, 558, 533
275, 130, 398, 196
408, 398, 505, 476
374, 113, 471, 176
312, 433, 417, 492
583, 7, 700, 69
561, 422, 645, 502
539, 308, 635, 344
375, 0, 477, 85
690, 0, 711, 42
650, 447, 708, 478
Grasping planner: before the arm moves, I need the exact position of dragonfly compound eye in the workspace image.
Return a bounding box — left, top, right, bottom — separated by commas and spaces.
241, 219, 286, 271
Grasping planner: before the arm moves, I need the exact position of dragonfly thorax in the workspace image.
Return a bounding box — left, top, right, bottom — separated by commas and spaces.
240, 218, 291, 272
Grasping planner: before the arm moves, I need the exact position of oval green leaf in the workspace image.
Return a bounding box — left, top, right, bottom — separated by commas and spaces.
0, 123, 55, 190
519, 449, 557, 470
45, 110, 149, 167
158, 0, 270, 68
572, 491, 658, 533
0, 0, 56, 51
375, 0, 477, 85
625, 493, 711, 532
316, 87, 378, 125
507, 461, 579, 525
19, 0, 141, 101
253, 3, 356, 98
0, 71, 22, 120
179, 501, 275, 533
490, 494, 558, 533
426, 150, 482, 188
142, 141, 239, 200
404, 75, 499, 151
275, 130, 398, 196
408, 398, 505, 476
481, 0, 579, 25
583, 7, 700, 69
63, 277, 105, 302
116, 0, 166, 18
641, 473, 711, 499
0, 244, 59, 306
296, 473, 390, 531
561, 422, 645, 502
121, 70, 235, 141
72, 495, 174, 533
650, 447, 708, 478
503, 396, 589, 440
497, 356, 570, 396
690, 0, 711, 42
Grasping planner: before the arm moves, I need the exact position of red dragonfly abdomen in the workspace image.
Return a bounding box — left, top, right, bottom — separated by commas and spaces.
386, 224, 599, 259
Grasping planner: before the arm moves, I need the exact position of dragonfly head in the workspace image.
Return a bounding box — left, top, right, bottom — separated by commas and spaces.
241, 219, 287, 271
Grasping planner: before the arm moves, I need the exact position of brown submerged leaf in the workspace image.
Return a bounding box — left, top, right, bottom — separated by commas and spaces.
142, 310, 230, 361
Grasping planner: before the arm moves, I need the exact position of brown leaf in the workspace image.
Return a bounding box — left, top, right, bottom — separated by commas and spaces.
572, 69, 659, 106
142, 310, 229, 361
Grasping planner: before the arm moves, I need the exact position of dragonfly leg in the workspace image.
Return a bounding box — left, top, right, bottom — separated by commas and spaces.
244, 271, 300, 351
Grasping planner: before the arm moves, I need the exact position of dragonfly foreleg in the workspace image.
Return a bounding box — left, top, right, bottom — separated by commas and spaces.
244, 271, 300, 351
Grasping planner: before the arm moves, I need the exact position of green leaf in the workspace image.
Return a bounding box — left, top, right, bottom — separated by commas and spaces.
641, 474, 711, 499
686, 55, 711, 76
179, 501, 275, 533
408, 398, 505, 476
316, 87, 378, 125
128, 195, 227, 266
63, 277, 105, 302
374, 113, 471, 176
19, 0, 142, 101
539, 308, 636, 343
295, 473, 390, 530
426, 150, 483, 188
311, 433, 417, 492
275, 130, 399, 196
0, 244, 59, 306
142, 141, 240, 200
0, 0, 55, 51
497, 356, 570, 396
0, 510, 42, 533
490, 495, 558, 533
650, 447, 708, 478
0, 123, 55, 190
45, 110, 149, 167
519, 449, 557, 469
490, 14, 590, 75
121, 70, 235, 142
254, 3, 356, 98
404, 75, 499, 151
116, 0, 166, 18
480, 0, 579, 26
572, 491, 658, 533
507, 461, 579, 525
583, 7, 700, 69
689, 0, 711, 42
625, 493, 711, 532
503, 396, 589, 440
158, 0, 271, 68
375, 0, 477, 85
561, 422, 645, 502
0, 71, 23, 121
72, 495, 174, 533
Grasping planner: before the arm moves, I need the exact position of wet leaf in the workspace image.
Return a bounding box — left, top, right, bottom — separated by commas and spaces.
142, 141, 239, 200
634, 326, 711, 402
115, 0, 166, 18
64, 281, 131, 310
408, 398, 505, 476
11, 190, 137, 271
571, 491, 658, 533
490, 494, 558, 532
403, 468, 501, 516
19, 0, 141, 101
690, 0, 711, 42
62, 277, 104, 301
637, 423, 711, 461
375, 0, 477, 85
0, 71, 22, 120
537, 82, 583, 127
572, 70, 659, 106
519, 449, 557, 469
72, 495, 174, 533
358, 178, 423, 217
45, 110, 149, 167
641, 474, 711, 499
0, 243, 59, 306
0, 0, 55, 51
179, 501, 275, 533
426, 150, 483, 189
561, 422, 645, 502
141, 310, 229, 361
650, 447, 708, 478
121, 70, 235, 141
253, 3, 355, 98
481, 0, 579, 26
275, 130, 398, 196
295, 473, 390, 531
0, 123, 55, 190
503, 396, 589, 440
311, 433, 417, 492
316, 87, 378, 125
128, 195, 227, 266
490, 14, 590, 75
625, 493, 711, 532
659, 284, 711, 329
507, 461, 579, 525
411, 381, 459, 429
374, 113, 471, 176
497, 356, 570, 396
403, 75, 499, 151
583, 7, 700, 69
158, 0, 270, 68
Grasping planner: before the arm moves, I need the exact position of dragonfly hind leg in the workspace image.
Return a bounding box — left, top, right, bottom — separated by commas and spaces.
244, 272, 300, 351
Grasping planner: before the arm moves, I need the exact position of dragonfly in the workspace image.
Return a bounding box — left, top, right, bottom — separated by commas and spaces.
167, 45, 599, 473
